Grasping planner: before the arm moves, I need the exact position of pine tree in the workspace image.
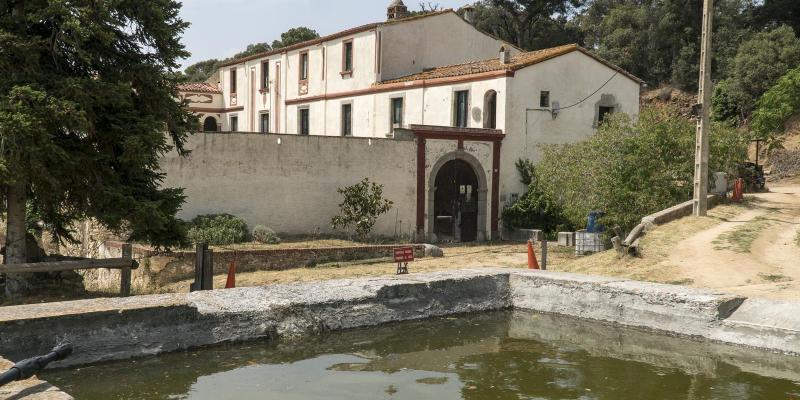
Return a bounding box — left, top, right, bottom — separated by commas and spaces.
0, 0, 195, 293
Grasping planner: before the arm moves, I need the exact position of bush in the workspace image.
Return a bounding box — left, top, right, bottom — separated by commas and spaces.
331, 178, 393, 238
535, 106, 748, 230
252, 225, 281, 244
187, 214, 249, 245
502, 160, 571, 235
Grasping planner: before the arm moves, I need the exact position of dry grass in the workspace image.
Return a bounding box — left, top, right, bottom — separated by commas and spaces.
550, 203, 747, 285
758, 273, 793, 283
210, 239, 368, 251
712, 215, 774, 253
159, 242, 577, 293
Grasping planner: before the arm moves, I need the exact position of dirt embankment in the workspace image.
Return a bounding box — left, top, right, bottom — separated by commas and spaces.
640, 86, 698, 118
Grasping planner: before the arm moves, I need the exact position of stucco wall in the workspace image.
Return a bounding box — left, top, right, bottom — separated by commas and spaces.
379, 12, 514, 80
161, 133, 417, 238
501, 51, 642, 200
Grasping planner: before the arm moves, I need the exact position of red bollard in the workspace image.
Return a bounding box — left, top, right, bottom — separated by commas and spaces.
527, 240, 540, 270
732, 178, 745, 203
225, 261, 237, 289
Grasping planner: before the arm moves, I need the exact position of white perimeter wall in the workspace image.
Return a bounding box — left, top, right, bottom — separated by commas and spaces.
161, 133, 418, 238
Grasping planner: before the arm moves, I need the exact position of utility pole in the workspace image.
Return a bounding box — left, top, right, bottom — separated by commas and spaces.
693, 0, 714, 216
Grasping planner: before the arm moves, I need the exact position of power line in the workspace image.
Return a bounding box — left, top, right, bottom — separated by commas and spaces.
559, 71, 619, 111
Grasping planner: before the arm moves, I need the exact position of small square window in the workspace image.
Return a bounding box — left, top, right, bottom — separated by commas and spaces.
391, 98, 404, 127
540, 91, 550, 108
598, 106, 615, 125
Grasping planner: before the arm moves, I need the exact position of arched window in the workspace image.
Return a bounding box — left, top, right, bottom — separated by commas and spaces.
203, 116, 218, 132
484, 90, 497, 129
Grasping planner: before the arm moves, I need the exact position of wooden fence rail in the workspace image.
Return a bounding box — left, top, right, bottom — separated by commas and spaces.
0, 244, 138, 297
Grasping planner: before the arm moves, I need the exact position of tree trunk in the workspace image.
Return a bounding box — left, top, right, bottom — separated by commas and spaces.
4, 183, 29, 297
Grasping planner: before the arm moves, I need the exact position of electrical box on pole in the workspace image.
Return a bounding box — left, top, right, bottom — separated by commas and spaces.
693, 0, 714, 216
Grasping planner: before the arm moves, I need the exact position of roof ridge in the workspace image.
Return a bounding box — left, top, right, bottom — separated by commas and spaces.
379, 44, 581, 85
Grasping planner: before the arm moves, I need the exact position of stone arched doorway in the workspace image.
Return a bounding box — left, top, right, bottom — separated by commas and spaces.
429, 153, 488, 242
203, 116, 218, 132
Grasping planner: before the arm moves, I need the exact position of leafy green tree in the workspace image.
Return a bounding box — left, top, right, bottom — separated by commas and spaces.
184, 28, 320, 83
535, 106, 748, 230
331, 178, 393, 238
752, 66, 800, 148
0, 0, 194, 290
757, 0, 800, 35
719, 25, 800, 122
233, 42, 272, 59
470, 0, 586, 50
272, 27, 320, 49
579, 0, 756, 89
184, 59, 221, 82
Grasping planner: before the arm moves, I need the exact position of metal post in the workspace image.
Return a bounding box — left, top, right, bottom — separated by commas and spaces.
120, 243, 132, 297
693, 0, 714, 216
191, 243, 207, 292
202, 248, 214, 291
540, 240, 548, 271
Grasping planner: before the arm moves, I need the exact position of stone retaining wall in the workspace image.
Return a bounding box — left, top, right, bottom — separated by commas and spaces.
4, 268, 800, 398
82, 241, 425, 293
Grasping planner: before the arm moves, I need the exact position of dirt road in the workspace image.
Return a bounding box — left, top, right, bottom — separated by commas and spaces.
669, 182, 800, 299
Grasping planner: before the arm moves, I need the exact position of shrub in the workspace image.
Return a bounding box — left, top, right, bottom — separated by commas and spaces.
502, 160, 571, 235
535, 106, 748, 231
186, 214, 249, 245
252, 225, 281, 244
331, 178, 393, 238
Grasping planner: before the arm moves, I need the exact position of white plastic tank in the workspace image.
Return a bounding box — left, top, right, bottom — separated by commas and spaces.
712, 172, 728, 196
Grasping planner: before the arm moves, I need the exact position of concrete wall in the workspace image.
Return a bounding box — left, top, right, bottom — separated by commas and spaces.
5, 268, 800, 370
161, 133, 417, 237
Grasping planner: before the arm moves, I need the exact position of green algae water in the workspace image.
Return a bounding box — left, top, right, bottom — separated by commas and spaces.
43, 311, 800, 400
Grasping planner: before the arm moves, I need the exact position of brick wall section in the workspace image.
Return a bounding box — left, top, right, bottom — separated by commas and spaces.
96, 241, 425, 291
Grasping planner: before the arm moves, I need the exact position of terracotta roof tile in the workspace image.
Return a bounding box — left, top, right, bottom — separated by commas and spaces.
177, 82, 221, 94
378, 44, 643, 85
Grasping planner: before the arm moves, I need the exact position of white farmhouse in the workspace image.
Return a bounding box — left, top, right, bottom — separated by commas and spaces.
171, 1, 642, 242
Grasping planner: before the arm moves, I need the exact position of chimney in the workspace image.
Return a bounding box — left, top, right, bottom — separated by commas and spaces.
387, 0, 409, 21
500, 46, 511, 64
461, 5, 475, 24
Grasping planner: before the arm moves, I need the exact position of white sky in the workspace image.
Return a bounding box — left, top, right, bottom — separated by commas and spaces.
178, 0, 472, 69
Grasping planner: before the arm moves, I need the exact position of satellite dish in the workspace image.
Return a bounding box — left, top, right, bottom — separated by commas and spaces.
551, 101, 561, 119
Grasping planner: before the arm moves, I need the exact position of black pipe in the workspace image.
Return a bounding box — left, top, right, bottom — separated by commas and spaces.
0, 343, 72, 387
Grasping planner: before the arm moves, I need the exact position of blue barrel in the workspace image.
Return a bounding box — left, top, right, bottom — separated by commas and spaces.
586, 211, 605, 233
